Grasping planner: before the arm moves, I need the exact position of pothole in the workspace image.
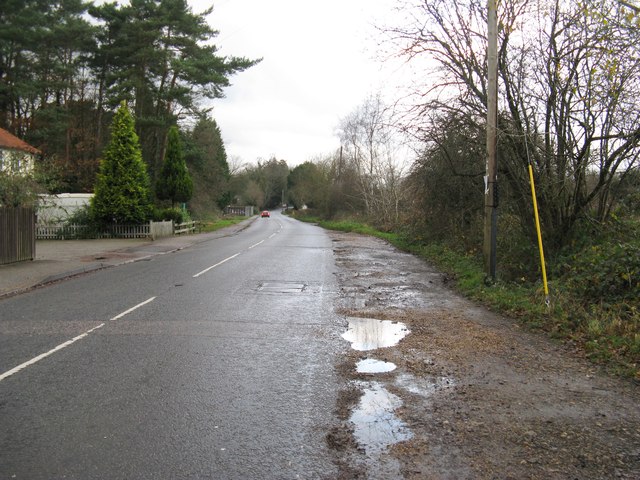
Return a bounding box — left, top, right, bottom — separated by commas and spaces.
339, 316, 413, 470
341, 317, 409, 351
356, 358, 397, 374
350, 381, 413, 454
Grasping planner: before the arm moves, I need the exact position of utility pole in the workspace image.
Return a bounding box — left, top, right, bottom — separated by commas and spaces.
483, 0, 499, 281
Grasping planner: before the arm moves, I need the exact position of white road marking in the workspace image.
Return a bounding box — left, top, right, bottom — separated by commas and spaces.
0, 323, 105, 382
249, 240, 264, 249
110, 296, 156, 321
0, 297, 157, 382
269, 233, 277, 239
193, 253, 240, 278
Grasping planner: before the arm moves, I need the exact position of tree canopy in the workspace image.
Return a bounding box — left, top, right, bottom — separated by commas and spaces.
0, 0, 259, 191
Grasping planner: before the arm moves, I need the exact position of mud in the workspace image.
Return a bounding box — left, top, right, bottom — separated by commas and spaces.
328, 232, 640, 479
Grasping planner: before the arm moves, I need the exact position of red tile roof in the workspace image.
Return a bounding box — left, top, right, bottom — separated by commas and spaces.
0, 127, 41, 155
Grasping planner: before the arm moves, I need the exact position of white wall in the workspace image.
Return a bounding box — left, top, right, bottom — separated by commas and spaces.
38, 193, 93, 224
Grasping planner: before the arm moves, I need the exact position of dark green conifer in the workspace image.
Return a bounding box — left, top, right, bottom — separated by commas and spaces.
156, 126, 193, 207
91, 102, 152, 225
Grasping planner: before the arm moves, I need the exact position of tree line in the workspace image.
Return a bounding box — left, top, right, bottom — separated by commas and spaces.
288, 1, 640, 256
392, 0, 640, 252
0, 0, 258, 202
284, 1, 640, 330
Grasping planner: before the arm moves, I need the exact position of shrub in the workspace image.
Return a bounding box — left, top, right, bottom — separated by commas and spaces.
560, 242, 640, 305
154, 207, 185, 224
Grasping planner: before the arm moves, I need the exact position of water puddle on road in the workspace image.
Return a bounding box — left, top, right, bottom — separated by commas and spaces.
341, 317, 409, 351
340, 316, 413, 472
356, 358, 397, 374
350, 382, 413, 455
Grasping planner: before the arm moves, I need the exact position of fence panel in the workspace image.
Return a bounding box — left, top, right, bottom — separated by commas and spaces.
150, 220, 173, 240
1, 207, 36, 265
106, 224, 150, 238
36, 223, 151, 240
174, 221, 197, 235
36, 223, 91, 240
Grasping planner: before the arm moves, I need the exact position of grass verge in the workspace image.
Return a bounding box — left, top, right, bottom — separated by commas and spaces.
198, 216, 248, 233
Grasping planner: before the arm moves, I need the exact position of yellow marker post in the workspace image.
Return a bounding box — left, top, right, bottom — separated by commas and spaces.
528, 164, 550, 306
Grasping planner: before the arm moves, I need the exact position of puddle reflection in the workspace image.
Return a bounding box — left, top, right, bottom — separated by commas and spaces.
356, 358, 397, 373
350, 382, 413, 454
341, 317, 409, 351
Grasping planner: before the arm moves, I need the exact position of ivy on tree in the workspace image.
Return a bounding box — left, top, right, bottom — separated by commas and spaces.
91, 102, 152, 225
156, 126, 193, 208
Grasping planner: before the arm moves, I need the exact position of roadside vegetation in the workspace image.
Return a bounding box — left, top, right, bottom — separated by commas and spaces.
292, 212, 639, 379
199, 216, 248, 233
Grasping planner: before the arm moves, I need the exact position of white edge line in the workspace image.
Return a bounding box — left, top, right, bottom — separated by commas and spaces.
110, 296, 156, 321
1, 296, 158, 382
193, 253, 240, 278
0, 323, 105, 382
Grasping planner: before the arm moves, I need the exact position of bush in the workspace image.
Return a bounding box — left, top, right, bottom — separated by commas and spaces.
0, 172, 40, 207
153, 207, 185, 224
560, 242, 640, 305
59, 205, 101, 239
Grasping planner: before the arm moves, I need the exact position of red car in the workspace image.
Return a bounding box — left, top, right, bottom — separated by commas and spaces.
261, 210, 270, 218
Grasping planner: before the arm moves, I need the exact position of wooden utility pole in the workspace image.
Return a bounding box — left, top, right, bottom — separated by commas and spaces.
484, 0, 499, 281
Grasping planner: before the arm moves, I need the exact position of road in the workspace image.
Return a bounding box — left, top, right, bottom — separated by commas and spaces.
0, 211, 345, 479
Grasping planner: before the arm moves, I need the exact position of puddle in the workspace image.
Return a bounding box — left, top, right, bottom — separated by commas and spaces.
341, 317, 409, 351
350, 382, 413, 454
257, 281, 305, 293
356, 358, 397, 374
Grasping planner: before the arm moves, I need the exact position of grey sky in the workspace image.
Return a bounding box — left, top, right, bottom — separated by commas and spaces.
193, 0, 402, 166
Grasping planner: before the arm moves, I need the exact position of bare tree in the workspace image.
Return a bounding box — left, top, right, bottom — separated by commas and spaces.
386, 0, 640, 248
336, 94, 409, 227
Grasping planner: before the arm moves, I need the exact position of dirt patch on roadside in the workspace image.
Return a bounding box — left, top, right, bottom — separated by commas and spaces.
328, 232, 640, 479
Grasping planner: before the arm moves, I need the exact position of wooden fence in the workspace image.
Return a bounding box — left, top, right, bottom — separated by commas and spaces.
1, 207, 36, 265
36, 223, 151, 240
35, 220, 192, 240
174, 221, 198, 235
150, 220, 173, 240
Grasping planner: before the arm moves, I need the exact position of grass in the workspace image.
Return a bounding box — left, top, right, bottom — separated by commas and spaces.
198, 215, 248, 233
293, 212, 639, 380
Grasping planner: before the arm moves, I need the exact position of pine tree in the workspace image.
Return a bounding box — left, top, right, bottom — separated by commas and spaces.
156, 125, 193, 207
184, 116, 231, 215
91, 101, 152, 225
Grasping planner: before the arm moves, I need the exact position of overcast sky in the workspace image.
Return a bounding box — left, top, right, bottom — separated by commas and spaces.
191, 0, 404, 167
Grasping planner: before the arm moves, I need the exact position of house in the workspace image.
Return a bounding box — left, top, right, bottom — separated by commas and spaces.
0, 127, 41, 175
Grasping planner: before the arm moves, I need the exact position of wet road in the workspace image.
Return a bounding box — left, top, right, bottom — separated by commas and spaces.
0, 212, 344, 479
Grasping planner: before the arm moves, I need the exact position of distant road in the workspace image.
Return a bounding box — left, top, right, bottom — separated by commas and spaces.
0, 211, 344, 479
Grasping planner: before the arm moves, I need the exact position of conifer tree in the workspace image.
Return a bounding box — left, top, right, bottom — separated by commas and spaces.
156, 126, 193, 208
91, 102, 152, 225
184, 116, 230, 214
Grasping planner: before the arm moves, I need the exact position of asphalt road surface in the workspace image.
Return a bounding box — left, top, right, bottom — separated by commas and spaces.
0, 211, 345, 479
